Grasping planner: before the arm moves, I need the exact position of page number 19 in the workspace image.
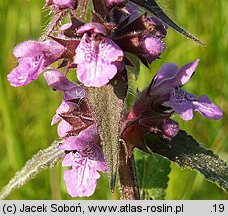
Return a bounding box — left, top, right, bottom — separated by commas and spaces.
212, 204, 224, 213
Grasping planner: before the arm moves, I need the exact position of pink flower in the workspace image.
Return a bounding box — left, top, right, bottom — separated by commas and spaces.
44, 69, 87, 138
8, 40, 65, 87
75, 23, 124, 87
59, 125, 108, 197
44, 69, 85, 101
105, 0, 126, 7
45, 0, 78, 10
151, 60, 223, 120
139, 35, 166, 64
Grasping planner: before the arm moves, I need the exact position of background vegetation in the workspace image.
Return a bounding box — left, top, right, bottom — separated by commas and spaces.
0, 0, 227, 199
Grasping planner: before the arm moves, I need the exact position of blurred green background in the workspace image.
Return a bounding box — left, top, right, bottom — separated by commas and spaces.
0, 0, 227, 199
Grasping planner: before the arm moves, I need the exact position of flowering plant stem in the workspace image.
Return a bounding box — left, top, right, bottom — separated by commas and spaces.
0, 141, 65, 200
40, 11, 66, 41
118, 144, 140, 200
4, 0, 226, 200
86, 76, 140, 199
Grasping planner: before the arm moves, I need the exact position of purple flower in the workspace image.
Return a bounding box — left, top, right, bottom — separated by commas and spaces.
122, 60, 222, 155
45, 0, 78, 10
161, 119, 179, 139
44, 69, 85, 101
8, 40, 65, 87
59, 125, 108, 197
151, 60, 223, 120
44, 69, 106, 197
139, 35, 166, 64
53, 0, 77, 9
75, 23, 124, 87
105, 0, 126, 7
44, 69, 87, 137
50, 100, 76, 138
113, 13, 166, 66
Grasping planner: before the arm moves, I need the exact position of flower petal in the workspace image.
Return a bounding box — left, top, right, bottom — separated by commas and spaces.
57, 120, 73, 138
7, 56, 45, 87
62, 152, 75, 167
60, 125, 98, 150
193, 95, 223, 120
152, 60, 199, 95
169, 88, 194, 120
42, 40, 66, 66
161, 119, 179, 139
77, 23, 107, 35
51, 101, 74, 125
151, 63, 178, 95
174, 59, 199, 86
13, 41, 48, 58
9, 40, 65, 87
63, 166, 99, 197
90, 144, 108, 172
179, 108, 194, 121
105, 0, 126, 7
62, 143, 107, 197
44, 69, 85, 100
141, 36, 166, 64
53, 0, 77, 9
75, 34, 124, 87
154, 63, 179, 86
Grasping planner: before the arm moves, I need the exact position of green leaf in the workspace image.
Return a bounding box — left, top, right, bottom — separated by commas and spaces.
87, 76, 127, 191
125, 53, 141, 111
129, 0, 204, 45
0, 141, 65, 200
134, 149, 171, 199
145, 130, 228, 192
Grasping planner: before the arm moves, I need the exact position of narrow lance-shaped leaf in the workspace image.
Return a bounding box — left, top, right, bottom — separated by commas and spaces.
129, 0, 205, 45
145, 130, 228, 191
0, 141, 65, 200
134, 149, 171, 200
87, 75, 127, 191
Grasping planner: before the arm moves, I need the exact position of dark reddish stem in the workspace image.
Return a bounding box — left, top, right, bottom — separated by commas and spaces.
118, 143, 140, 200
